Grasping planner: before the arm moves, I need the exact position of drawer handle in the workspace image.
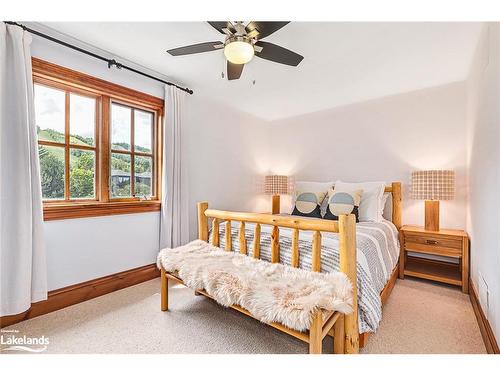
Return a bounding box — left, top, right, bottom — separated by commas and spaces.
426, 239, 438, 245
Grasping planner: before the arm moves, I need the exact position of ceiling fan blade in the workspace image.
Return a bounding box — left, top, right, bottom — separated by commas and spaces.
245, 22, 289, 39
167, 41, 223, 56
254, 41, 304, 66
207, 21, 235, 34
227, 61, 244, 80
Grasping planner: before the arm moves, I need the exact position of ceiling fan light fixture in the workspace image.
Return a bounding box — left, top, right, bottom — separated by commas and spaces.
167, 22, 303, 80
224, 40, 254, 64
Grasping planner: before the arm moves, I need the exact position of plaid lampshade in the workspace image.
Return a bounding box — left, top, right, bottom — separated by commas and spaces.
264, 175, 292, 195
411, 170, 455, 200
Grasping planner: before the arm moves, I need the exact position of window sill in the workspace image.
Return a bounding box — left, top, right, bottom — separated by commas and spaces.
43, 200, 161, 221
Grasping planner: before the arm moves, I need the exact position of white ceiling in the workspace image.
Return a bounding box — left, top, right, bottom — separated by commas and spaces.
43, 22, 482, 120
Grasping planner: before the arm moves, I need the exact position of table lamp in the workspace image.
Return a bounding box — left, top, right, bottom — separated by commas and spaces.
411, 170, 455, 231
264, 175, 292, 214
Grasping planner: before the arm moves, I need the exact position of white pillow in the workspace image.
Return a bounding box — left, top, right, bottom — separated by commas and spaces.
381, 192, 390, 219
334, 180, 386, 222
292, 181, 334, 215
295, 181, 334, 192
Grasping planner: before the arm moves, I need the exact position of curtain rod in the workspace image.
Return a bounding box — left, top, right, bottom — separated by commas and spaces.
4, 21, 194, 95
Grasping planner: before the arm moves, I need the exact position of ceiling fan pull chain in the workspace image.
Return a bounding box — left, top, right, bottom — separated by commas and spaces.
221, 54, 225, 78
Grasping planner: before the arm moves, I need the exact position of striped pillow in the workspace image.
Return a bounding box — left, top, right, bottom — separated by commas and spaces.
323, 188, 363, 222
291, 191, 327, 218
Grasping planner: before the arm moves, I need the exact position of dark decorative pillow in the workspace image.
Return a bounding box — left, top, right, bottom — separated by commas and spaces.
323, 188, 363, 222
291, 191, 327, 218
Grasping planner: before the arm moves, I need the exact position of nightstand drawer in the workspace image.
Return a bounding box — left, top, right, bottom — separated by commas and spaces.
404, 234, 462, 257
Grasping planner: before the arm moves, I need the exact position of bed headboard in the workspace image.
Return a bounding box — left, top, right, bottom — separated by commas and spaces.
384, 182, 402, 230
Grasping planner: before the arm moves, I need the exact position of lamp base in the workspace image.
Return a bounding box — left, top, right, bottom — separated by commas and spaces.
424, 200, 440, 231
272, 195, 280, 214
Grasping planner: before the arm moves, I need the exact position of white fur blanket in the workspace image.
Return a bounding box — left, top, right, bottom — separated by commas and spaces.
157, 240, 353, 331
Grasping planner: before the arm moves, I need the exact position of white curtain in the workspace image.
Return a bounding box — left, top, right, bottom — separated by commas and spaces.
159, 85, 189, 249
0, 24, 47, 316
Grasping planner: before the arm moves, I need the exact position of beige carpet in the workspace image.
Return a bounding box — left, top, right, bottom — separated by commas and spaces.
4, 278, 485, 354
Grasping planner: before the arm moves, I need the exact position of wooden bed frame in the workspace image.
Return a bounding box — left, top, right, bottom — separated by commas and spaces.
160, 182, 402, 354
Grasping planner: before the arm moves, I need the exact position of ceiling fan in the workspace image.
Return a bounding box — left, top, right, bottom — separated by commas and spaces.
166, 21, 304, 80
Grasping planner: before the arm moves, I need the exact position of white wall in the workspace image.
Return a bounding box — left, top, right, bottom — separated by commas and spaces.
268, 82, 468, 229
466, 23, 500, 340
30, 27, 270, 290
183, 95, 270, 240
44, 213, 160, 290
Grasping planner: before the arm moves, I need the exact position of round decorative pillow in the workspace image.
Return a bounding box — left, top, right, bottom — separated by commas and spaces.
323, 189, 363, 222
291, 191, 326, 218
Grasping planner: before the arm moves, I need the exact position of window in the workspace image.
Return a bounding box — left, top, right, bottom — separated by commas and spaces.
35, 83, 98, 201
33, 58, 163, 220
110, 103, 155, 199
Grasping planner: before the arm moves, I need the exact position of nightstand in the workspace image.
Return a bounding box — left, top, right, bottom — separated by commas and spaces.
400, 225, 469, 293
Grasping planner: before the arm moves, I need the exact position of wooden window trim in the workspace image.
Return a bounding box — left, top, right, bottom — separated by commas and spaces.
43, 200, 161, 221
33, 58, 164, 221
32, 58, 164, 111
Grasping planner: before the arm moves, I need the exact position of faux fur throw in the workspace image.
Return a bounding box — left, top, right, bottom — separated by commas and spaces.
157, 240, 353, 331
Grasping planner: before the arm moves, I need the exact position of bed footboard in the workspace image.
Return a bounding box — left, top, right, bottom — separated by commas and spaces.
193, 201, 359, 354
